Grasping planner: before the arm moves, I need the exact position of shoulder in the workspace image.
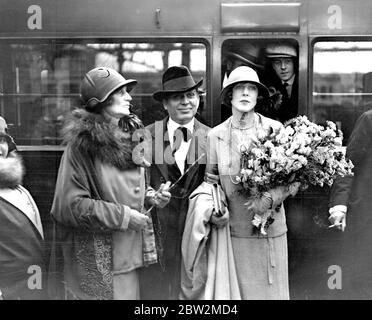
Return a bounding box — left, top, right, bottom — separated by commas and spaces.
146, 118, 167, 136
194, 119, 211, 135
208, 118, 230, 139
359, 109, 372, 122
257, 113, 283, 130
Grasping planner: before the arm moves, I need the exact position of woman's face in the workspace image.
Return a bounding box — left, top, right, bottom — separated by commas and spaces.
231, 82, 258, 113
0, 137, 9, 158
102, 86, 132, 123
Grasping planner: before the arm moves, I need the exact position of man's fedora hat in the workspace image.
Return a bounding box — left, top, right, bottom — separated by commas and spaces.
221, 66, 269, 106
224, 42, 264, 70
0, 116, 17, 152
153, 65, 203, 102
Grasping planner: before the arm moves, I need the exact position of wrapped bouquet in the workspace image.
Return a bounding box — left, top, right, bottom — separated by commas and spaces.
236, 115, 354, 235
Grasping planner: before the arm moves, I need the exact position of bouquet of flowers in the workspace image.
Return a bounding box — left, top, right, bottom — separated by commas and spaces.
236, 115, 354, 235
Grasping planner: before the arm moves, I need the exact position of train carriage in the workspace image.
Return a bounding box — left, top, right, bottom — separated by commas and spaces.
1, 0, 371, 299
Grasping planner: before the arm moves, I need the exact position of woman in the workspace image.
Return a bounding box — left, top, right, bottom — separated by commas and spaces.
0, 116, 46, 300
49, 67, 171, 300
206, 66, 297, 299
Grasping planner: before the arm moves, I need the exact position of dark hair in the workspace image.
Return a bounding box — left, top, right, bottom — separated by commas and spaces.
86, 86, 126, 114
222, 82, 268, 108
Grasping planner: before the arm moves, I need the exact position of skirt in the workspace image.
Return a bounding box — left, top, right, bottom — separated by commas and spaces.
231, 233, 289, 300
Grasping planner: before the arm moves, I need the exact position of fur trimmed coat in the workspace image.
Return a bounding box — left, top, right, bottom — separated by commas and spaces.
0, 154, 46, 299
49, 109, 148, 300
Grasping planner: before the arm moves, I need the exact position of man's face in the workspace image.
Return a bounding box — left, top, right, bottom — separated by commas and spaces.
163, 89, 199, 125
271, 57, 295, 82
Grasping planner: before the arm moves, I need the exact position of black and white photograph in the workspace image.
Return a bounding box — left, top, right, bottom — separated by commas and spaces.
0, 0, 371, 305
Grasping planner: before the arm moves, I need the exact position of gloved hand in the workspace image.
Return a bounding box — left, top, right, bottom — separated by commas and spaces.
328, 211, 346, 231
204, 172, 220, 184
270, 182, 301, 209
210, 209, 229, 229
128, 209, 149, 232
151, 181, 172, 208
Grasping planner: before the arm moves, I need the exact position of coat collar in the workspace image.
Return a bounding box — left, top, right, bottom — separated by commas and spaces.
213, 113, 280, 142
62, 109, 137, 170
147, 117, 209, 181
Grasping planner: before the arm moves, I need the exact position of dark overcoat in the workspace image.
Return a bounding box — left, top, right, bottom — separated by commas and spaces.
329, 109, 372, 298
140, 117, 210, 299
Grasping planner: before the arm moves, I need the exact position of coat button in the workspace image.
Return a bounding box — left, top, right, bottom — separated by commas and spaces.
134, 187, 140, 193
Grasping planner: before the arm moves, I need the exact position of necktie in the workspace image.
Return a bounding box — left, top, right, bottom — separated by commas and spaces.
172, 127, 191, 156
283, 82, 290, 98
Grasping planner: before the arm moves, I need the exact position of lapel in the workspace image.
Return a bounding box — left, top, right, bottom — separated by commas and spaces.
186, 119, 204, 165
0, 196, 44, 242
150, 117, 181, 182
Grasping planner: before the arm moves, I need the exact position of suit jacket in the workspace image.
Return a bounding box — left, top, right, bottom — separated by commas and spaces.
260, 75, 298, 124
330, 109, 372, 233
146, 118, 210, 272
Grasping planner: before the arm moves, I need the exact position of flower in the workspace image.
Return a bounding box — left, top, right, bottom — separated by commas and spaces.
237, 115, 354, 236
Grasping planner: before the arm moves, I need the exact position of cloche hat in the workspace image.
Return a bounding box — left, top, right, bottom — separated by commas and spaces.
80, 67, 137, 110
221, 66, 269, 106
0, 116, 17, 152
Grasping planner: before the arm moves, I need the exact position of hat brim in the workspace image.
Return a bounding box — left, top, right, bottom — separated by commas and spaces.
266, 54, 296, 58
152, 78, 203, 102
98, 79, 138, 103
226, 52, 264, 70
221, 80, 270, 107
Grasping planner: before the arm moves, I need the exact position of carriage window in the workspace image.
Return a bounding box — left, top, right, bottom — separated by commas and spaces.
313, 41, 372, 145
221, 39, 299, 124
0, 42, 206, 146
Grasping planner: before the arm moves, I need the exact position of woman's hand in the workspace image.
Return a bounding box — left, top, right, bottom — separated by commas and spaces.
270, 182, 301, 208
205, 172, 220, 184
128, 209, 149, 231
245, 192, 273, 215
210, 209, 229, 228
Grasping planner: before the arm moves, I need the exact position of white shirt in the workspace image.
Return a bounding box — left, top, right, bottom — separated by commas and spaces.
167, 117, 194, 175
282, 75, 295, 98
0, 185, 44, 238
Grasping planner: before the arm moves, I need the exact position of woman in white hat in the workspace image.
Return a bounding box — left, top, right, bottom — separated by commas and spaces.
206, 66, 295, 299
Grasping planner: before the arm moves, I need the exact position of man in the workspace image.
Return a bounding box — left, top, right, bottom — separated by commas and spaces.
264, 42, 298, 123
140, 66, 215, 299
0, 116, 46, 300
329, 109, 372, 299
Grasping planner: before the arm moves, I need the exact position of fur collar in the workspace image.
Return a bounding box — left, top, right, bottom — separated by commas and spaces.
0, 153, 24, 188
62, 109, 137, 170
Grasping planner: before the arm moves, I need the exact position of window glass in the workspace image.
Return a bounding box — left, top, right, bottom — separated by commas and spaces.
0, 41, 206, 146
313, 41, 372, 144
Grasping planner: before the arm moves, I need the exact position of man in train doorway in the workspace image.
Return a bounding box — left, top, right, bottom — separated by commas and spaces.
139, 66, 215, 299
264, 42, 298, 123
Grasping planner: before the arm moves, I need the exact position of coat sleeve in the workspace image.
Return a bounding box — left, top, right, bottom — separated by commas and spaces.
206, 131, 219, 177
50, 146, 131, 233
329, 112, 372, 207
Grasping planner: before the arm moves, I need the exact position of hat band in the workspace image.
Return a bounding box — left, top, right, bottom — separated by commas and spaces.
163, 76, 197, 91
